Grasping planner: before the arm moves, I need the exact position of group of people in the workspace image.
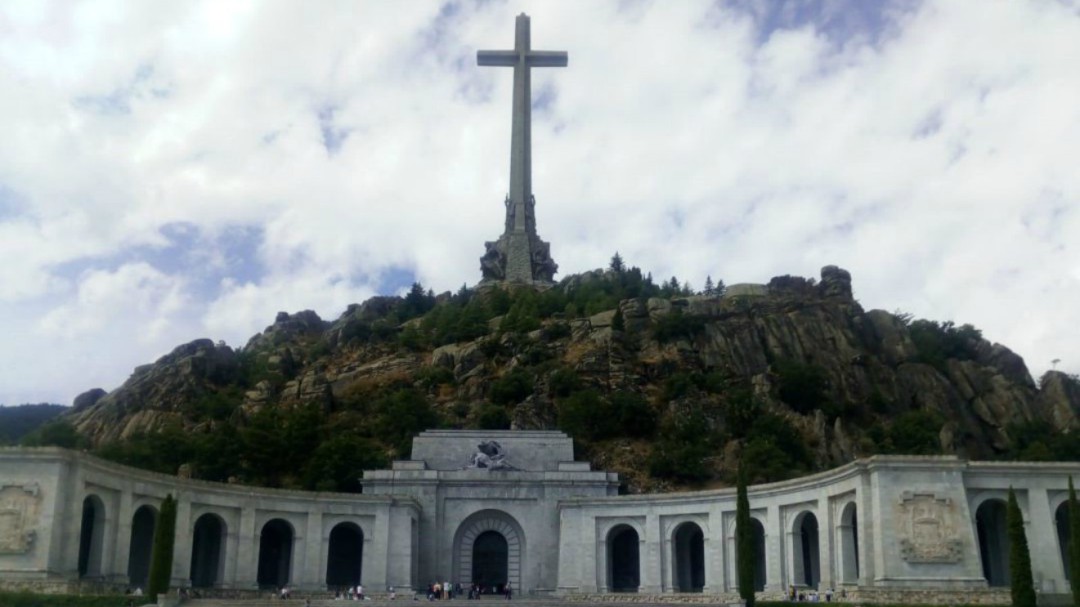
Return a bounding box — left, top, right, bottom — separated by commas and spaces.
333, 584, 366, 600
426, 581, 512, 600
788, 585, 844, 602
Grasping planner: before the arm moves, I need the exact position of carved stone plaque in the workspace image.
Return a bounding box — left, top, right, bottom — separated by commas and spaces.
896, 492, 963, 563
0, 484, 41, 554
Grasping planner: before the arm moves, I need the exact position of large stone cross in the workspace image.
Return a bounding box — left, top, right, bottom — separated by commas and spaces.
477, 13, 566, 283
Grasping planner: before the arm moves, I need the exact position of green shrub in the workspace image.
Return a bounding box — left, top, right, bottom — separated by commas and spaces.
500, 292, 542, 334
648, 409, 715, 483
21, 419, 87, 449
652, 310, 707, 343
557, 389, 610, 441
774, 359, 828, 414
737, 413, 811, 483
489, 368, 534, 405
1007, 420, 1080, 461
303, 434, 388, 492
476, 404, 512, 430
906, 318, 983, 372
542, 321, 572, 341
416, 365, 456, 390
662, 372, 696, 401
549, 368, 581, 398
610, 392, 656, 438
375, 388, 441, 457
889, 410, 942, 455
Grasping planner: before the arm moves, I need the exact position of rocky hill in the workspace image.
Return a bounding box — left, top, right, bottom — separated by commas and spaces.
59, 265, 1080, 493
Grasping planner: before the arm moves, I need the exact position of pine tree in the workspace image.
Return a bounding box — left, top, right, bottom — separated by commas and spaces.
1069, 476, 1080, 607
736, 464, 756, 607
609, 252, 626, 274
703, 275, 715, 296
1007, 487, 1036, 607
147, 494, 178, 602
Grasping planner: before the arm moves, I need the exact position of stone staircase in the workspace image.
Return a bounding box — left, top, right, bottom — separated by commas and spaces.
179, 598, 740, 607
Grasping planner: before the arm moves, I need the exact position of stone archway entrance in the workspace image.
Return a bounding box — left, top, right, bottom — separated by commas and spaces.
127, 505, 157, 589
453, 511, 524, 594
78, 495, 106, 578
190, 513, 227, 588
976, 499, 1010, 587
472, 530, 509, 591
326, 522, 364, 589
257, 519, 294, 589
608, 525, 641, 592
673, 522, 705, 592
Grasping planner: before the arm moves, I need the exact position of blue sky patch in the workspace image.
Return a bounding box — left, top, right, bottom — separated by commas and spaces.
318, 105, 352, 155
722, 0, 919, 48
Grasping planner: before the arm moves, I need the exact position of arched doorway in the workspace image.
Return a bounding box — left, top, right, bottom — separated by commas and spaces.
78, 495, 106, 578
472, 530, 509, 592
257, 519, 294, 589
190, 513, 227, 588
976, 499, 1010, 587
326, 522, 364, 589
839, 502, 859, 583
453, 511, 524, 595
750, 518, 766, 591
127, 505, 157, 589
673, 522, 705, 592
1056, 501, 1070, 585
792, 512, 820, 589
608, 525, 640, 592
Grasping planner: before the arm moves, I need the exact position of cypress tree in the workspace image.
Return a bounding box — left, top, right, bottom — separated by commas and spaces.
735, 464, 756, 607
1007, 487, 1036, 607
147, 494, 178, 602
1069, 476, 1080, 607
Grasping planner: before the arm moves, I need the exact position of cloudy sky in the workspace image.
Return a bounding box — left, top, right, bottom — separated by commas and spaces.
1, 0, 1078, 406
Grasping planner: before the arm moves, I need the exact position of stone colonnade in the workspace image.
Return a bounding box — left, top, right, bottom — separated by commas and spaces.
0, 448, 419, 592
555, 458, 1079, 597
1, 448, 1078, 597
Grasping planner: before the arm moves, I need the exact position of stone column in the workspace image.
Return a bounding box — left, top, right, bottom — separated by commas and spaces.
767, 504, 784, 592
171, 497, 193, 587
112, 490, 134, 584
818, 497, 834, 590
1026, 488, 1067, 593
641, 514, 661, 593
235, 507, 257, 587
99, 492, 119, 581
369, 505, 391, 591
300, 509, 323, 590
594, 523, 607, 593
223, 514, 240, 588
702, 526, 716, 594
661, 526, 672, 593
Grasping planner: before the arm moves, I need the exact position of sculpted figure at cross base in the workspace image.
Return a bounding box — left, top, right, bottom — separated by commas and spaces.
477, 13, 565, 284
464, 440, 519, 471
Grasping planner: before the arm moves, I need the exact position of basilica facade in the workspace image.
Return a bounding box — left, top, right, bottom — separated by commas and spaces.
0, 430, 1076, 601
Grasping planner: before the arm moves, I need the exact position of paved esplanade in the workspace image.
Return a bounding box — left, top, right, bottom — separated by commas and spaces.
478, 13, 563, 284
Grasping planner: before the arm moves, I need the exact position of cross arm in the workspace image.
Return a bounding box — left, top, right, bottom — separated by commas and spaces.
477, 50, 517, 66
526, 51, 568, 67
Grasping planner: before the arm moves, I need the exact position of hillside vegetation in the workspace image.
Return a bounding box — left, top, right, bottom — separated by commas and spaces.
0, 403, 67, 445
28, 262, 1080, 493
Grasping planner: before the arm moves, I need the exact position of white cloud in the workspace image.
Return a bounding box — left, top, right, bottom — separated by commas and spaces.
1, 0, 1079, 405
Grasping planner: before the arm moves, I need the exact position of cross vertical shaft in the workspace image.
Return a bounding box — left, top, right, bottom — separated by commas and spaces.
478, 13, 566, 283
